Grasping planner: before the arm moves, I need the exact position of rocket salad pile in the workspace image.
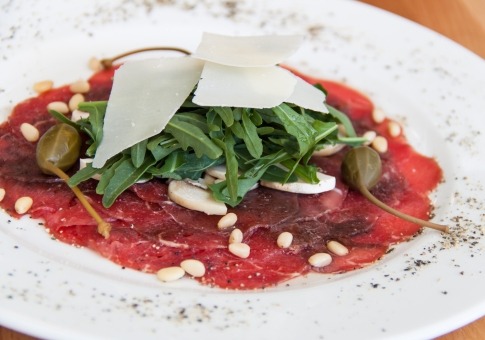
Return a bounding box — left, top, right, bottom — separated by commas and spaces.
51, 97, 363, 208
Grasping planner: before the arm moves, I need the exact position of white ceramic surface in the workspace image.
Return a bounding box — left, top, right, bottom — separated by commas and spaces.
1, 1, 484, 339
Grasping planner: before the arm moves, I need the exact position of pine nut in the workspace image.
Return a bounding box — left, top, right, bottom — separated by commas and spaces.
20, 123, 39, 142
68, 93, 85, 111
337, 124, 347, 136
277, 232, 293, 248
362, 130, 377, 146
218, 212, 238, 229
88, 57, 103, 72
71, 109, 90, 122
15, 196, 33, 214
69, 79, 90, 93
33, 80, 53, 94
308, 253, 332, 267
228, 242, 250, 258
47, 101, 69, 114
372, 108, 386, 124
229, 228, 243, 244
372, 136, 388, 153
203, 174, 216, 186
388, 121, 401, 137
327, 240, 349, 256
180, 259, 205, 277
156, 266, 185, 282
0, 188, 5, 202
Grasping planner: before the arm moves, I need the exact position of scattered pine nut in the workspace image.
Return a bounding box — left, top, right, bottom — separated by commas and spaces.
371, 136, 388, 153
46, 101, 69, 114
229, 228, 243, 244
69, 79, 90, 94
14, 196, 33, 214
217, 212, 238, 229
88, 57, 103, 72
362, 130, 377, 146
20, 122, 40, 142
68, 93, 85, 111
372, 108, 386, 124
308, 253, 332, 268
327, 240, 349, 256
0, 188, 5, 202
180, 259, 206, 277
33, 80, 53, 94
277, 232, 293, 248
156, 266, 185, 282
71, 109, 90, 122
388, 121, 401, 137
228, 242, 250, 259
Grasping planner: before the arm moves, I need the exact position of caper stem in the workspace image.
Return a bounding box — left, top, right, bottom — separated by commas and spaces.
358, 184, 449, 234
101, 47, 191, 68
43, 162, 112, 238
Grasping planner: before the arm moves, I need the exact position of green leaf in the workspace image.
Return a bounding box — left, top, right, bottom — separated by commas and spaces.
271, 103, 317, 156
312, 120, 339, 143
210, 149, 291, 206
96, 155, 129, 195
78, 101, 108, 156
48, 110, 79, 128
213, 107, 234, 127
68, 163, 100, 186
174, 112, 210, 133
219, 131, 239, 203
241, 110, 263, 158
326, 104, 357, 138
165, 119, 223, 159
280, 159, 318, 184
248, 109, 263, 126
131, 139, 148, 168
260, 165, 297, 182
102, 155, 157, 207
256, 126, 274, 135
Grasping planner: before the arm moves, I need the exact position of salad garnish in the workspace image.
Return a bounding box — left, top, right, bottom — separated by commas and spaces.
39, 33, 448, 238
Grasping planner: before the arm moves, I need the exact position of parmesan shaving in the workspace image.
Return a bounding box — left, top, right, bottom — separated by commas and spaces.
193, 62, 297, 108
193, 32, 303, 67
285, 77, 328, 113
94, 34, 329, 168
92, 57, 204, 168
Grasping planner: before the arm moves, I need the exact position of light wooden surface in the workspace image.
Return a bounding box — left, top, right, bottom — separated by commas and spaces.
1, 0, 484, 339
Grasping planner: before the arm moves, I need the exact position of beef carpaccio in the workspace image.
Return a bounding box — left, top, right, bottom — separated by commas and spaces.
0, 67, 442, 289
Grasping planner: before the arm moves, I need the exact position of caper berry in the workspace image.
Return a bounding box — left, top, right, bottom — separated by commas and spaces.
36, 123, 81, 175
341, 146, 449, 233
341, 146, 381, 191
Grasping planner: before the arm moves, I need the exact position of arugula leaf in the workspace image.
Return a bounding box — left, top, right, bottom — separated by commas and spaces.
48, 109, 79, 128
102, 155, 157, 207
213, 107, 234, 127
131, 139, 148, 168
67, 84, 362, 208
271, 103, 317, 156
210, 149, 291, 206
174, 112, 210, 133
78, 101, 108, 156
96, 155, 129, 195
165, 117, 223, 159
326, 104, 357, 138
241, 110, 263, 158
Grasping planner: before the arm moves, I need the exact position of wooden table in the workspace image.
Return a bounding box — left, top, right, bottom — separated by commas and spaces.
1, 0, 484, 339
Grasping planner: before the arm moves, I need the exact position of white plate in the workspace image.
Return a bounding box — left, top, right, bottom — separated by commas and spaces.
1, 1, 485, 339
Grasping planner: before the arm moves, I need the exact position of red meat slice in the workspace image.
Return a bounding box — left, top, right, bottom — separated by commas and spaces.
0, 66, 442, 289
